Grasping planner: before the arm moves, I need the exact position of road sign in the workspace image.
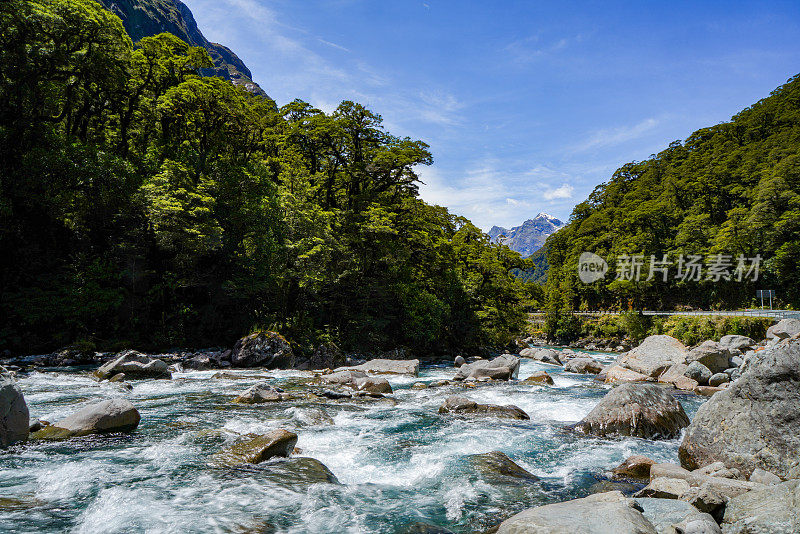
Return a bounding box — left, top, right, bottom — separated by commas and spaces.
757, 290, 775, 309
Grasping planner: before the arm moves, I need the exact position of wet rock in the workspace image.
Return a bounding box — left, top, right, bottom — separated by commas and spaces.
233, 382, 288, 404
33, 398, 140, 439
320, 370, 366, 386
718, 335, 755, 354
679, 338, 800, 480
659, 363, 699, 391
454, 355, 466, 366
453, 354, 520, 381
748, 467, 781, 485
0, 371, 29, 447
721, 479, 799, 533
496, 491, 658, 534
604, 364, 654, 383
255, 456, 339, 486
613, 455, 657, 481
94, 350, 171, 380
766, 318, 800, 341
438, 396, 529, 420
520, 347, 562, 365
411, 382, 429, 390
684, 361, 712, 385
399, 522, 454, 534
467, 451, 540, 484
636, 498, 721, 534
28, 419, 46, 433
522, 371, 554, 385
353, 376, 392, 394
574, 383, 689, 440
707, 373, 729, 387
337, 358, 419, 376
617, 335, 688, 378
589, 480, 640, 496
687, 341, 732, 374
183, 354, 212, 370
565, 357, 604, 374
635, 477, 692, 499
211, 371, 272, 380
289, 407, 334, 426
230, 331, 294, 369
108, 373, 126, 383
211, 429, 297, 466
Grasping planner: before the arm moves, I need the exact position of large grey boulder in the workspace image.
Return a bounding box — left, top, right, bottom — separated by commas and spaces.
231, 332, 294, 368
565, 357, 604, 374
211, 429, 297, 467
1, 371, 29, 447
35, 398, 140, 439
679, 338, 800, 479
453, 354, 520, 381
636, 498, 721, 534
687, 341, 731, 374
95, 350, 171, 379
439, 396, 529, 420
496, 491, 658, 534
684, 361, 712, 385
338, 358, 419, 376
574, 384, 689, 440
718, 335, 755, 354
618, 335, 688, 378
659, 363, 699, 391
233, 382, 288, 403
766, 318, 800, 341
520, 347, 562, 365
721, 479, 799, 533
467, 451, 540, 484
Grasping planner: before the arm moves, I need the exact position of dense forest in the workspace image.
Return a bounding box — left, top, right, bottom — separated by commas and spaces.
0, 0, 534, 355
545, 72, 800, 335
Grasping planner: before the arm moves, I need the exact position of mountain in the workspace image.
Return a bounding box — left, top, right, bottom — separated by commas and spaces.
98, 0, 268, 98
488, 213, 565, 257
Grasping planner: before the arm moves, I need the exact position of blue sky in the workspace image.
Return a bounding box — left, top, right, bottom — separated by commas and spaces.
183, 0, 800, 230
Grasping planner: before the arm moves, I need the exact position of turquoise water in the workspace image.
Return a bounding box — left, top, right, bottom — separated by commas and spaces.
0, 352, 704, 533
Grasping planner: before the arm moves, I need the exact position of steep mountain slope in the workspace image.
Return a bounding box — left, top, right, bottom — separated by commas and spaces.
98, 0, 268, 97
488, 213, 565, 257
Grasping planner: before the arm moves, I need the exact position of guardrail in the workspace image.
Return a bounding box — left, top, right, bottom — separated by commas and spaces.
529, 310, 800, 320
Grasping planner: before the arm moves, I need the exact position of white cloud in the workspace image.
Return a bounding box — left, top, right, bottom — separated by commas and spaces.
573, 117, 660, 152
543, 183, 574, 200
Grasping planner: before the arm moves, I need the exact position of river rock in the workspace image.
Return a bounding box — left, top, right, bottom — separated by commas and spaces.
565, 357, 604, 374
233, 382, 288, 403
230, 332, 294, 368
635, 477, 692, 499
659, 363, 699, 390
296, 342, 345, 370
338, 358, 419, 376
454, 355, 466, 366
748, 467, 781, 485
617, 335, 688, 378
679, 338, 800, 479
636, 498, 721, 534
289, 407, 334, 426
438, 396, 529, 420
353, 376, 392, 394
212, 429, 297, 466
684, 361, 712, 385
94, 350, 171, 379
707, 373, 729, 387
574, 383, 689, 439
453, 354, 520, 381
687, 341, 731, 374
321, 369, 366, 385
693, 386, 724, 396
34, 398, 140, 439
523, 371, 554, 385
399, 523, 454, 534
520, 347, 562, 365
718, 335, 755, 354
613, 455, 657, 481
467, 451, 540, 484
766, 318, 800, 341
605, 364, 654, 383
255, 456, 339, 486
721, 479, 799, 533
496, 491, 658, 534
0, 371, 29, 447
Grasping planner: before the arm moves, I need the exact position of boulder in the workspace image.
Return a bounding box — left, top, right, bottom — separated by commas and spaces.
635, 498, 721, 534
256, 456, 340, 486
523, 371, 554, 385
707, 373, 729, 387
353, 376, 392, 394
0, 371, 29, 447
289, 407, 334, 426
679, 338, 800, 480
34, 398, 140, 439
94, 350, 171, 380
693, 386, 724, 397
496, 491, 658, 534
748, 467, 781, 485
565, 357, 604, 374
687, 341, 731, 374
520, 347, 562, 365
230, 332, 294, 368
411, 382, 429, 390
684, 361, 712, 385
233, 382, 288, 404
721, 479, 799, 533
574, 384, 689, 440
766, 318, 800, 341
453, 354, 520, 381
649, 463, 762, 501
211, 429, 297, 467
183, 354, 212, 370
438, 396, 529, 420
617, 335, 688, 378
321, 370, 366, 386
635, 477, 692, 499
467, 451, 540, 484
718, 335, 755, 354
613, 455, 657, 481
659, 363, 699, 391
295, 342, 345, 370
338, 358, 419, 376
605, 364, 654, 383
454, 355, 466, 366
681, 484, 727, 520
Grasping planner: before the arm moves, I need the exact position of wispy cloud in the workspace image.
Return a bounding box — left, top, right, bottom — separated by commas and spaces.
573, 117, 660, 152
504, 33, 585, 64
543, 183, 574, 200
318, 38, 350, 53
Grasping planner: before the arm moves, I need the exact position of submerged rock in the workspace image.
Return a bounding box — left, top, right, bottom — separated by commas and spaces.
0, 370, 29, 447
453, 354, 520, 381
467, 451, 540, 484
289, 406, 334, 426
94, 350, 171, 380
438, 396, 529, 420
613, 455, 657, 481
574, 383, 689, 440
33, 398, 140, 439
522, 371, 554, 385
353, 376, 392, 394
211, 429, 297, 467
230, 331, 294, 369
496, 491, 658, 534
337, 358, 419, 376
253, 456, 339, 486
679, 338, 800, 479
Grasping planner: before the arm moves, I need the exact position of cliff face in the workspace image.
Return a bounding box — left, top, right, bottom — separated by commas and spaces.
488, 213, 564, 258
98, 0, 268, 98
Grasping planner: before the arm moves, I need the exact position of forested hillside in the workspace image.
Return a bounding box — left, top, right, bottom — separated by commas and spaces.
0, 0, 531, 355
545, 73, 800, 318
